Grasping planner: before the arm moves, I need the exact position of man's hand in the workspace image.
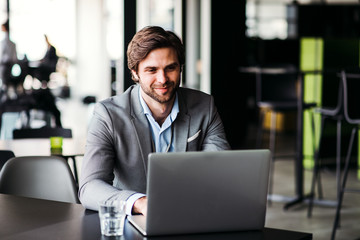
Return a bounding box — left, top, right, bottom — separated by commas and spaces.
133, 196, 148, 216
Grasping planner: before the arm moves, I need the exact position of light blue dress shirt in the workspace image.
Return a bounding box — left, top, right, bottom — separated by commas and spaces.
139, 90, 179, 153
125, 88, 179, 215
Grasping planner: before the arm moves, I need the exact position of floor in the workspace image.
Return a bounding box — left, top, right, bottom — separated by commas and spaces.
57, 94, 360, 240
257, 130, 360, 240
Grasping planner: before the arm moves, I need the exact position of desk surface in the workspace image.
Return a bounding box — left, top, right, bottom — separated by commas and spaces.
0, 194, 312, 240
0, 138, 85, 157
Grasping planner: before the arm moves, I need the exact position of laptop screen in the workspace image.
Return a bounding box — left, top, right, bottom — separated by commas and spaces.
129, 149, 270, 236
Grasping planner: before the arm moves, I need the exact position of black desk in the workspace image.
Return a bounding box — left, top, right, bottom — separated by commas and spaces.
0, 194, 312, 240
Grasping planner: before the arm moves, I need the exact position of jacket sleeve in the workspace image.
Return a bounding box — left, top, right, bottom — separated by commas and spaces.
201, 95, 231, 151
78, 102, 137, 211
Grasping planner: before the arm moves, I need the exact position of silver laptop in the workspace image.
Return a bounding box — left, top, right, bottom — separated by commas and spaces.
128, 149, 270, 236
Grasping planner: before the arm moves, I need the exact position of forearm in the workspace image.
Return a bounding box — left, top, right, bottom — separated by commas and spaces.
79, 179, 136, 211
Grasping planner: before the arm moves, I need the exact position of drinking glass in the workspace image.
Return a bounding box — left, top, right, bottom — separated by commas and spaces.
98, 199, 126, 236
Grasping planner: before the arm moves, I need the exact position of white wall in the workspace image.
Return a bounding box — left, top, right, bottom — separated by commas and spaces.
76, 0, 111, 101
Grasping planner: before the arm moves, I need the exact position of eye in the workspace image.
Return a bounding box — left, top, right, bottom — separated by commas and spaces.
145, 67, 157, 73
165, 64, 178, 72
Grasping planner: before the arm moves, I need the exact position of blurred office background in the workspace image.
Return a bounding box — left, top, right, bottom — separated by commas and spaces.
1, 0, 359, 149
1, 1, 360, 239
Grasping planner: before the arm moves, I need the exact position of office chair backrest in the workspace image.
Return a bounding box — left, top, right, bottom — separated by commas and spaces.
322, 71, 343, 110
0, 156, 79, 203
12, 127, 72, 139
256, 65, 299, 104
0, 150, 15, 171
341, 70, 360, 124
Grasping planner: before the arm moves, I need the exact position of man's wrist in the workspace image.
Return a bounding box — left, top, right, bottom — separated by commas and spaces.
125, 193, 146, 215
132, 196, 147, 216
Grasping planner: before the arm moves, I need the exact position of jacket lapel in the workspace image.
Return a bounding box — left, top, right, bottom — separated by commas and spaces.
173, 112, 190, 152
130, 85, 153, 173
132, 116, 152, 172
173, 89, 190, 152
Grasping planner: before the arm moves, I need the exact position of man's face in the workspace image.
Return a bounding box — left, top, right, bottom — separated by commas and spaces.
134, 47, 181, 105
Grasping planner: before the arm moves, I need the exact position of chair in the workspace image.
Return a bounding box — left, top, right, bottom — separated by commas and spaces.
0, 150, 15, 171
12, 127, 72, 139
308, 71, 344, 217
29, 88, 63, 127
255, 65, 316, 200
331, 70, 360, 240
28, 47, 58, 85
12, 127, 79, 183
0, 156, 79, 203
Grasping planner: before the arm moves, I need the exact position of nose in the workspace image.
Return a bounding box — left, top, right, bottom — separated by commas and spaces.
156, 70, 167, 84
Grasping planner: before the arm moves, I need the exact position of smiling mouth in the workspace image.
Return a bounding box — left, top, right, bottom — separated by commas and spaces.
154, 87, 169, 94
153, 83, 173, 93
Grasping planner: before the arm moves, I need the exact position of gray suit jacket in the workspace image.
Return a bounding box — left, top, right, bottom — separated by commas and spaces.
79, 84, 230, 210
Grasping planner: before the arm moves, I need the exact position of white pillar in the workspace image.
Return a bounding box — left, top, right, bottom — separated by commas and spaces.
185, 0, 200, 90
200, 0, 211, 94
173, 0, 183, 38
76, 0, 111, 101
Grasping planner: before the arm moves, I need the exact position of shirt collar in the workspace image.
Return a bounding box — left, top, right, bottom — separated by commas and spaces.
139, 87, 179, 120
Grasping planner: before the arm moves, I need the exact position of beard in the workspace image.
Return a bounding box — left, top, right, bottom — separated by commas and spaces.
140, 80, 180, 104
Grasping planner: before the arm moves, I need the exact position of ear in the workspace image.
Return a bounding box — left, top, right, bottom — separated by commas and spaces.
131, 70, 139, 80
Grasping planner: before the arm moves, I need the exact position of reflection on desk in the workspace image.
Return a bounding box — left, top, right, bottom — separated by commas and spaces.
0, 194, 313, 240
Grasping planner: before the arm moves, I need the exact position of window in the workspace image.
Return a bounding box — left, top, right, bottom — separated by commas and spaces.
105, 0, 123, 60
246, 0, 360, 40
9, 0, 76, 61
137, 0, 182, 35
148, 0, 176, 30
246, 0, 299, 40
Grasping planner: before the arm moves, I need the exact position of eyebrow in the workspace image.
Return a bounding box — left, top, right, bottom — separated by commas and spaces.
143, 62, 180, 71
143, 66, 157, 71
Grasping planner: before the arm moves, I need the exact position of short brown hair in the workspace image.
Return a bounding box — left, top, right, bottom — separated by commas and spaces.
127, 26, 185, 82
1, 20, 9, 32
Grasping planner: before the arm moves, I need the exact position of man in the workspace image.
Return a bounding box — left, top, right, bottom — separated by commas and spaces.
79, 26, 230, 215
28, 34, 58, 87
0, 20, 17, 93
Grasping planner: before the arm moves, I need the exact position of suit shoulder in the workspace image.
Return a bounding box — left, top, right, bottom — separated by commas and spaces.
178, 87, 211, 99
96, 85, 136, 113
178, 87, 215, 112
